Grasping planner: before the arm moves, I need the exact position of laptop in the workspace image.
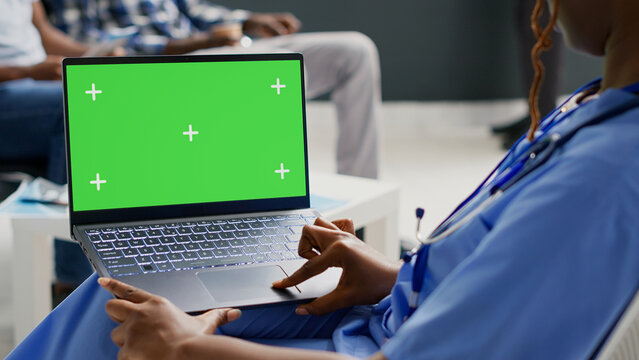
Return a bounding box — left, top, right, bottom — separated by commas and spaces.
62, 53, 340, 312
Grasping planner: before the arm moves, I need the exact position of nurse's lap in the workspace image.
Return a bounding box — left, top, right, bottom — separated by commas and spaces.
8, 273, 346, 360
8, 273, 118, 360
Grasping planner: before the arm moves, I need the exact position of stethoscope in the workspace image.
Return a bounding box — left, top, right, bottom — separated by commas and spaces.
401, 79, 639, 321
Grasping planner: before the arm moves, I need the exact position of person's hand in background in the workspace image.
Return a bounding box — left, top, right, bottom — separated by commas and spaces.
273, 218, 401, 316
105, 46, 126, 57
25, 55, 64, 80
243, 13, 301, 38
208, 22, 244, 47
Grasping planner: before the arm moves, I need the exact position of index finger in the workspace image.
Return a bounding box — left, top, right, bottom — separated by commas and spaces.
298, 223, 342, 258
98, 277, 153, 303
272, 250, 333, 288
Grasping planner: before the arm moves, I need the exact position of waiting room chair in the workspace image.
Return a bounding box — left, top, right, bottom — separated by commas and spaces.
596, 287, 639, 359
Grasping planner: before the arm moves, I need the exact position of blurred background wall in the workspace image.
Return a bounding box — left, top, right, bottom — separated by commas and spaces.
216, 0, 603, 101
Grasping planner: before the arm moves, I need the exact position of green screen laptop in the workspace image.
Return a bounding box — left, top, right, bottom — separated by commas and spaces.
63, 54, 340, 312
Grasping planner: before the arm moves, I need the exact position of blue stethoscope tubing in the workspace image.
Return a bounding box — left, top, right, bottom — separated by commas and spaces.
402, 80, 639, 320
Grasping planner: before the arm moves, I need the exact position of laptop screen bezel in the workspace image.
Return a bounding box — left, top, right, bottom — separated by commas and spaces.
62, 53, 310, 228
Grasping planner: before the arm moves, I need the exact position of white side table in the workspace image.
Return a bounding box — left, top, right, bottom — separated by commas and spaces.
310, 173, 400, 259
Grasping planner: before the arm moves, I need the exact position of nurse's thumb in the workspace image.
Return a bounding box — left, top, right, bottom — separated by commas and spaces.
296, 288, 348, 316
199, 308, 242, 333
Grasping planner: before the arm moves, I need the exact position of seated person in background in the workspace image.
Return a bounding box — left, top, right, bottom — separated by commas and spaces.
46, 0, 382, 179
0, 0, 123, 301
9, 0, 639, 359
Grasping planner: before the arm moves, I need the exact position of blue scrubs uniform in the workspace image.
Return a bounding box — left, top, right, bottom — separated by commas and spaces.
8, 86, 639, 359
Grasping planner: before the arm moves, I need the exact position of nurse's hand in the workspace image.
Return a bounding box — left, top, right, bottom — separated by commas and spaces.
99, 277, 241, 360
272, 218, 401, 316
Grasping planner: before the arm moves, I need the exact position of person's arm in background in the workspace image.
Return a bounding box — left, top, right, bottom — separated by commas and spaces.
0, 56, 63, 82
42, 0, 234, 56
174, 0, 300, 45
99, 0, 238, 55
0, 0, 129, 83
242, 12, 301, 38
0, 1, 72, 82
175, 0, 247, 31
31, 1, 88, 57
162, 32, 238, 55
153, 0, 242, 54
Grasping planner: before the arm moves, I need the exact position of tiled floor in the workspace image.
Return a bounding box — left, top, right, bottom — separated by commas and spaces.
0, 99, 525, 356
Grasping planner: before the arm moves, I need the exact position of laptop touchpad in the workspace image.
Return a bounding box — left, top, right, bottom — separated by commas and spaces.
197, 266, 299, 303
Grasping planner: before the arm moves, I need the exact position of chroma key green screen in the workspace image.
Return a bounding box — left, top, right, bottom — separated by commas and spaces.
65, 59, 307, 211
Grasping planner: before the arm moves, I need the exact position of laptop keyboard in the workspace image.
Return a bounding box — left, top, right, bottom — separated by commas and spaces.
84, 213, 317, 277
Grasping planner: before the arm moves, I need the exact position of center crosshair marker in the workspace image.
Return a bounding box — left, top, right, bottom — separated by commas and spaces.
183, 124, 199, 142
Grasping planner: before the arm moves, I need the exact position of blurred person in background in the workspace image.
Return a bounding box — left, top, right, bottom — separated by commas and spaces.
0, 0, 124, 304
46, 0, 382, 179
